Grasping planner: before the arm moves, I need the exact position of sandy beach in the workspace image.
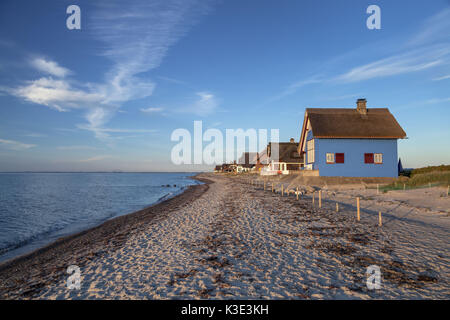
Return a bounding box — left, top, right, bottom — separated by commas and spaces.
0, 173, 448, 299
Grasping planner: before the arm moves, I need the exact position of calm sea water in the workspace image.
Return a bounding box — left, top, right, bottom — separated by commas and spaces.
0, 172, 200, 262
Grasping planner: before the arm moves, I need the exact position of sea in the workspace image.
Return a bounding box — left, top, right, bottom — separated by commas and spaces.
0, 172, 200, 263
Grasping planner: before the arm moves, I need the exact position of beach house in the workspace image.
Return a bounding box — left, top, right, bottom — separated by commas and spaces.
262, 138, 304, 175
298, 99, 406, 177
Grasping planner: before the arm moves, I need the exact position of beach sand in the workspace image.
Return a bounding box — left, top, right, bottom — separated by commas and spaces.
0, 173, 448, 299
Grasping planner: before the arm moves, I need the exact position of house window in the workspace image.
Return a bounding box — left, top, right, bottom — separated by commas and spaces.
307, 139, 315, 163
374, 153, 383, 164
326, 153, 335, 163
364, 153, 374, 164
336, 153, 345, 163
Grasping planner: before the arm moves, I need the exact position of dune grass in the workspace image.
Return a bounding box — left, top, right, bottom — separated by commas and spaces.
381, 167, 450, 192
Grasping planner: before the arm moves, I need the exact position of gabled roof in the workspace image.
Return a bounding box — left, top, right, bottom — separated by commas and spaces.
299, 107, 406, 152
267, 141, 303, 162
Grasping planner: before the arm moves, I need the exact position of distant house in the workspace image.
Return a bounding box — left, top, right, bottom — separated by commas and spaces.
221, 163, 234, 173
298, 99, 406, 177
265, 138, 304, 174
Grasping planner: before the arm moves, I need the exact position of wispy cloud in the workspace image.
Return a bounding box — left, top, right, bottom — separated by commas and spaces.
433, 74, 450, 81
140, 107, 164, 113
424, 97, 450, 104
408, 8, 450, 47
271, 78, 323, 102
23, 133, 47, 138
0, 138, 36, 150
57, 145, 99, 151
79, 155, 112, 162
157, 76, 188, 85
272, 8, 450, 101
30, 57, 71, 78
335, 46, 447, 83
77, 125, 157, 133
3, 0, 216, 139
320, 93, 362, 102
179, 92, 219, 116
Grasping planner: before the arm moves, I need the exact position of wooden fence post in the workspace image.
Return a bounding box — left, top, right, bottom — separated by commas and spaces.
357, 197, 360, 221
312, 192, 315, 206
264, 181, 266, 191
272, 183, 274, 193
296, 187, 299, 200
336, 202, 339, 212
281, 184, 284, 197
378, 211, 382, 227
319, 191, 322, 208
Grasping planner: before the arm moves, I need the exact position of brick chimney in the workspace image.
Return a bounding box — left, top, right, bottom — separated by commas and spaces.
356, 98, 367, 115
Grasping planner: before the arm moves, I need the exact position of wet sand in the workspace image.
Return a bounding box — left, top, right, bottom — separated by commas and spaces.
0, 173, 448, 299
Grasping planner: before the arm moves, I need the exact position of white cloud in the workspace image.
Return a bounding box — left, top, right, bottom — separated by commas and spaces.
433, 74, 450, 81
335, 47, 446, 83
140, 107, 164, 113
31, 58, 71, 78
4, 0, 216, 140
11, 77, 105, 112
0, 138, 36, 150
183, 92, 218, 116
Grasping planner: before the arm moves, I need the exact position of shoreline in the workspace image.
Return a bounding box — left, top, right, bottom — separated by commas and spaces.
0, 175, 212, 299
1, 173, 448, 299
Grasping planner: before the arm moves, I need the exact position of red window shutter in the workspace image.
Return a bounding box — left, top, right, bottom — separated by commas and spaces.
335, 153, 344, 163
365, 153, 374, 163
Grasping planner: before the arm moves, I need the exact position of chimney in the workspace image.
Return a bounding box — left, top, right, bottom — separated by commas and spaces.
356, 98, 367, 115
289, 138, 295, 143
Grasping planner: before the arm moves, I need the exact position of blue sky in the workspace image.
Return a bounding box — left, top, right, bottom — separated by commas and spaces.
0, 0, 449, 171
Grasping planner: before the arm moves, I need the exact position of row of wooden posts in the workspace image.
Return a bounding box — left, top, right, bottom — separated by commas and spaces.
249, 179, 384, 227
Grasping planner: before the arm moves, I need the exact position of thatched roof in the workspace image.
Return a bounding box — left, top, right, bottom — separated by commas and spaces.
305, 108, 406, 139
267, 141, 303, 163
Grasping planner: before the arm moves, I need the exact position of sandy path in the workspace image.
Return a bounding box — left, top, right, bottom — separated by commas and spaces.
28, 173, 449, 299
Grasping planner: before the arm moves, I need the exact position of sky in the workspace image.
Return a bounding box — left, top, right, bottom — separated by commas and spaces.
0, 0, 449, 172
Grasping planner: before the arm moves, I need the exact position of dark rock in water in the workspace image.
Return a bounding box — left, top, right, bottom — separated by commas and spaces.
173, 184, 177, 187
